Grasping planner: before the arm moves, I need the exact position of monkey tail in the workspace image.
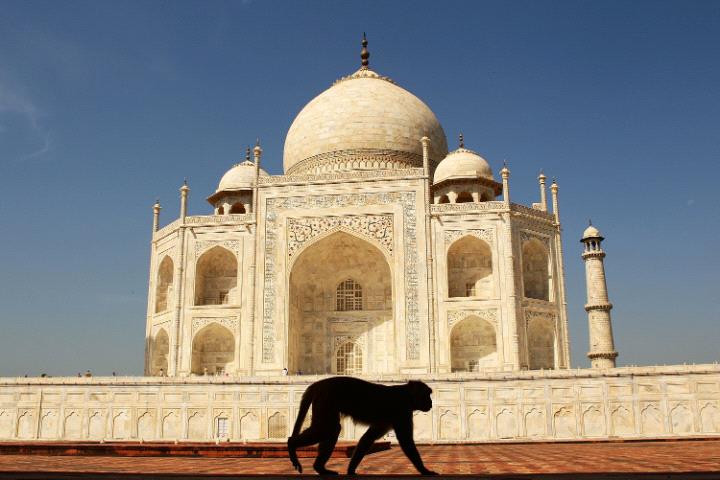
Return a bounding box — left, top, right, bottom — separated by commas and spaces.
291, 384, 314, 437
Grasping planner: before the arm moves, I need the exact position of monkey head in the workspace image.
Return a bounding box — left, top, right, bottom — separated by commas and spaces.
407, 380, 433, 412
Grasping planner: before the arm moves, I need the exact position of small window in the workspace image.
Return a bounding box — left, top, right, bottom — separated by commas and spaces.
465, 283, 477, 297
438, 194, 450, 204
468, 360, 479, 372
336, 279, 362, 311
217, 206, 225, 215
216, 417, 229, 438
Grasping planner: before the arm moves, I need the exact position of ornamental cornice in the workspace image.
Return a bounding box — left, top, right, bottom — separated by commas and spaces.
444, 228, 494, 246
185, 214, 254, 227
587, 351, 618, 360
287, 214, 393, 259
191, 317, 238, 336
447, 309, 498, 328
585, 303, 613, 312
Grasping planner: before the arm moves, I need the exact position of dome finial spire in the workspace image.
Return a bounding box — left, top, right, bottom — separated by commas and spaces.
458, 133, 464, 148
360, 32, 370, 69
245, 146, 251, 162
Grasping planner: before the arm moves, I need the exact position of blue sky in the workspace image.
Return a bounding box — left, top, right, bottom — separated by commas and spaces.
0, 0, 718, 376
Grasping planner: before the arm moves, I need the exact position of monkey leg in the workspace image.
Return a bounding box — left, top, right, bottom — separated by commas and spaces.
288, 425, 325, 473
347, 424, 389, 475
313, 422, 341, 475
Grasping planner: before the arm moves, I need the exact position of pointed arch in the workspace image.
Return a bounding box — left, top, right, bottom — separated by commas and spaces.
191, 323, 235, 375
522, 239, 549, 300
288, 230, 393, 375
155, 256, 174, 313
447, 235, 493, 298
450, 315, 497, 371
194, 246, 238, 306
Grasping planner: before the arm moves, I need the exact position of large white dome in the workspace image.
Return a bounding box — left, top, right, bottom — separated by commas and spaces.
283, 68, 448, 175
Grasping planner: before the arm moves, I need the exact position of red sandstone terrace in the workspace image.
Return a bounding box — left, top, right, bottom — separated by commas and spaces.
0, 439, 719, 478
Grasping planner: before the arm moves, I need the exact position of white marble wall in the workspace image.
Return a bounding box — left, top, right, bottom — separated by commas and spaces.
1, 365, 718, 442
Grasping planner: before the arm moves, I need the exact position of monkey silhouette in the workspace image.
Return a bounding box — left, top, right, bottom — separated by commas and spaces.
287, 376, 437, 475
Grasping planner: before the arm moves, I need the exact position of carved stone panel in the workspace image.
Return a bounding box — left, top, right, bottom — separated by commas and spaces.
444, 228, 494, 246
448, 309, 497, 329
191, 317, 238, 336
287, 215, 393, 258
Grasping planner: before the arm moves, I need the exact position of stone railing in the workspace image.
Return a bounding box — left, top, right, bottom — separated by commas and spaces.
510, 203, 555, 221
431, 201, 506, 215
259, 168, 425, 186
153, 219, 181, 239
183, 214, 254, 226
153, 215, 254, 240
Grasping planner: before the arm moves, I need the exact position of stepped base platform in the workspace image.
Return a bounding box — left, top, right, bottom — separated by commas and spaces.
0, 440, 390, 458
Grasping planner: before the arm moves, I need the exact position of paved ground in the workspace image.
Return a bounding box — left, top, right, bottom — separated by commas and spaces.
0, 439, 718, 479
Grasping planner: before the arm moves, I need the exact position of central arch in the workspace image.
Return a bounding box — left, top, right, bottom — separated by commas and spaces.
288, 231, 393, 375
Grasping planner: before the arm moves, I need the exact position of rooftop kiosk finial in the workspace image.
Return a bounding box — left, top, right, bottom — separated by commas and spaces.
360, 33, 370, 69
458, 133, 464, 148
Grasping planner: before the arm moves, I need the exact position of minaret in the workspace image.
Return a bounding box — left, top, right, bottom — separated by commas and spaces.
538, 171, 547, 211
581, 222, 618, 368
152, 199, 161, 232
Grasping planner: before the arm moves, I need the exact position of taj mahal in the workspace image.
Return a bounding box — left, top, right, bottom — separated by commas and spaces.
0, 38, 718, 443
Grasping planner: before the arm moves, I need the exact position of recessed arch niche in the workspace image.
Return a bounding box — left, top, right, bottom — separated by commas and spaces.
191, 323, 235, 375
447, 236, 493, 298
194, 246, 238, 306
450, 315, 497, 371
522, 239, 550, 301
288, 231, 393, 375
155, 256, 174, 313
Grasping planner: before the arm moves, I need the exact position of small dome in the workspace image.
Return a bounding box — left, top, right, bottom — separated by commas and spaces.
217, 161, 268, 191
283, 68, 448, 175
582, 225, 603, 240
433, 147, 493, 184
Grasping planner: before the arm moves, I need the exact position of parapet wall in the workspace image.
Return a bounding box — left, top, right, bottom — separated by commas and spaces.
1, 365, 718, 443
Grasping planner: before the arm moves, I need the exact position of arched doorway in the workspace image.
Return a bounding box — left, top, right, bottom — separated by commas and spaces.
522, 240, 549, 300
288, 231, 393, 375
450, 316, 497, 371
447, 236, 493, 298
150, 329, 169, 375
194, 246, 237, 305
191, 323, 235, 375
